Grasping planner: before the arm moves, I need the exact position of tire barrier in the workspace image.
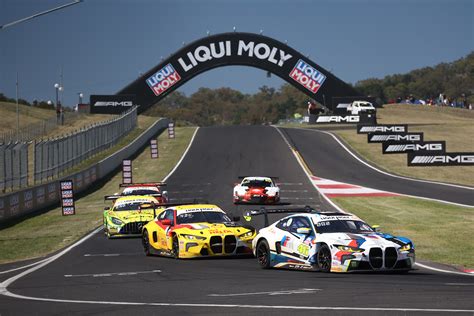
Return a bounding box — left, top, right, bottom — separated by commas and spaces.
0, 118, 170, 224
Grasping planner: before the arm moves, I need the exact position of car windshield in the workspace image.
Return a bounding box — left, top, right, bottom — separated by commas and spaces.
313, 219, 374, 234
242, 180, 272, 187
177, 211, 231, 224
114, 202, 149, 211
122, 189, 159, 196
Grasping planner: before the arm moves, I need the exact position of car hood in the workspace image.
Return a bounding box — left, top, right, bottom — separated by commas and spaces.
318, 232, 410, 249
176, 222, 252, 235
108, 210, 155, 222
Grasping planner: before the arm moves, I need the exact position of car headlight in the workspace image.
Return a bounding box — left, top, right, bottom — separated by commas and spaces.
399, 244, 412, 252
181, 234, 206, 240
336, 245, 364, 253
239, 231, 255, 239
110, 217, 123, 226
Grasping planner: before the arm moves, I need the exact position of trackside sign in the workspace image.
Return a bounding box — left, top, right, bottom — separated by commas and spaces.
408, 152, 474, 166
90, 95, 136, 114
314, 113, 376, 125
383, 141, 446, 154
357, 124, 407, 134
368, 132, 423, 143
117, 32, 360, 113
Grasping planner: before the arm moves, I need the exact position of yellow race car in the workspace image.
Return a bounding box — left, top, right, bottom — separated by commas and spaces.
103, 195, 161, 238
141, 204, 256, 258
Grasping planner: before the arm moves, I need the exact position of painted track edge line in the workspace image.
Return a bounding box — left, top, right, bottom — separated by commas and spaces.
2, 291, 474, 313
163, 127, 199, 182
273, 126, 474, 276
297, 126, 474, 191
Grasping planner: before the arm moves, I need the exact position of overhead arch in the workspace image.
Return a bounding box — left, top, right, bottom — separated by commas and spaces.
118, 32, 360, 113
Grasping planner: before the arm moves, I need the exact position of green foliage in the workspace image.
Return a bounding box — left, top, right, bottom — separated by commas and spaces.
355, 52, 474, 103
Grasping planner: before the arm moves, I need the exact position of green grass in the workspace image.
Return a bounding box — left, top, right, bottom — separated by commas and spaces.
332, 196, 474, 268
0, 126, 196, 263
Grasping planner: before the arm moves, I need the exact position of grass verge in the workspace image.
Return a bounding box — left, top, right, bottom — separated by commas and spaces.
0, 126, 196, 264
332, 196, 474, 268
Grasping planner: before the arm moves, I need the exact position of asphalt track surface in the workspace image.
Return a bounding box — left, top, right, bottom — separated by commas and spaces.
280, 127, 474, 206
1, 126, 473, 315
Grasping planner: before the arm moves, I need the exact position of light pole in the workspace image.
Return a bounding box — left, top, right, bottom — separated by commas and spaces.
78, 92, 83, 104
54, 83, 63, 124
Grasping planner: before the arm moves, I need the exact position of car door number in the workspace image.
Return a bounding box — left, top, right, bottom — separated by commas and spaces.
297, 243, 310, 257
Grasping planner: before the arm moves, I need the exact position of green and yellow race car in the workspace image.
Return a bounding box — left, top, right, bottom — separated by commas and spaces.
103, 195, 161, 238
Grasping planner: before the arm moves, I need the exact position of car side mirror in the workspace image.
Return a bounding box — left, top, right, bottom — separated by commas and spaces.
104, 206, 110, 211
232, 216, 240, 222
161, 219, 172, 226
296, 227, 311, 235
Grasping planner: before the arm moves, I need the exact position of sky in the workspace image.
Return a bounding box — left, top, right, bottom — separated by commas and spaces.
0, 0, 472, 107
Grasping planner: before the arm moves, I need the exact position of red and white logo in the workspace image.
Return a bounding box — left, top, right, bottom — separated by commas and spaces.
146, 64, 181, 96
289, 59, 326, 94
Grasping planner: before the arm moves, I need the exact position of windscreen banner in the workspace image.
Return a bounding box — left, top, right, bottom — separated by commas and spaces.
90, 95, 137, 114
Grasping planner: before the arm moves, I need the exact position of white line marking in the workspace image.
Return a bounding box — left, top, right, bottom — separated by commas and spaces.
415, 263, 474, 277
208, 288, 321, 297
0, 257, 50, 275
280, 197, 314, 200
162, 127, 199, 182
64, 270, 161, 278
83, 253, 138, 257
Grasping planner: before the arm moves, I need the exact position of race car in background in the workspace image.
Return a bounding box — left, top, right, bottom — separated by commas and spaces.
233, 176, 280, 204
104, 182, 169, 204
103, 195, 162, 238
141, 204, 256, 258
247, 207, 415, 273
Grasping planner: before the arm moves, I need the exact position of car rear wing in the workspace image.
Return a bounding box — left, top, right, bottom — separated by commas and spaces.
119, 182, 167, 188
238, 176, 279, 180
243, 206, 314, 227
104, 193, 163, 202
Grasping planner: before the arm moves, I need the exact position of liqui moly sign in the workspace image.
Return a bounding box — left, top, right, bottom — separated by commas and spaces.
146, 64, 181, 96
289, 59, 326, 94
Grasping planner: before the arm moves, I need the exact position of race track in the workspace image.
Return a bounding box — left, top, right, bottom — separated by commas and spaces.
280, 127, 474, 206
1, 125, 473, 315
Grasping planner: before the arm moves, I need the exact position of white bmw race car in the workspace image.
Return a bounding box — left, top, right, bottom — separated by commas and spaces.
233, 176, 280, 204
247, 208, 415, 273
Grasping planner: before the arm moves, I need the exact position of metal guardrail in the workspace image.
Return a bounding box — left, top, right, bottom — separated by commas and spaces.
0, 118, 170, 224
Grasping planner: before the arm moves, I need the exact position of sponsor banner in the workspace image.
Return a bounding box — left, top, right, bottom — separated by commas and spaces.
368, 132, 423, 143
408, 152, 474, 166
150, 139, 158, 159
122, 160, 132, 184
314, 113, 376, 125
24, 190, 34, 210
383, 141, 446, 154
289, 59, 326, 94
90, 95, 136, 114
60, 180, 75, 216
36, 186, 46, 205
357, 124, 408, 134
117, 33, 359, 114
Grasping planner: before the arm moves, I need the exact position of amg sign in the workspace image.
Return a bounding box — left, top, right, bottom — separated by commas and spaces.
368, 132, 423, 143
357, 124, 407, 134
382, 141, 446, 154
408, 153, 474, 166
316, 115, 359, 123
90, 95, 136, 114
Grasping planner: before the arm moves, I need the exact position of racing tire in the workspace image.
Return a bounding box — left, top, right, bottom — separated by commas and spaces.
317, 244, 332, 273
142, 230, 151, 256
172, 235, 179, 259
256, 239, 271, 269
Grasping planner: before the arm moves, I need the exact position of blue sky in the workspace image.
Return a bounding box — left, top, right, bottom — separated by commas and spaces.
0, 0, 472, 107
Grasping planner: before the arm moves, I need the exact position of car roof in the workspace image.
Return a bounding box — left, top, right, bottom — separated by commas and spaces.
242, 176, 273, 181
281, 212, 362, 223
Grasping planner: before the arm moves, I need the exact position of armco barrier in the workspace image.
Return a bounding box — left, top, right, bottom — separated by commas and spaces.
0, 118, 169, 224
